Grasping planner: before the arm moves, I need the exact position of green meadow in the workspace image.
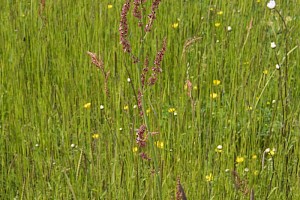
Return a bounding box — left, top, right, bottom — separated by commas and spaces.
1, 0, 300, 199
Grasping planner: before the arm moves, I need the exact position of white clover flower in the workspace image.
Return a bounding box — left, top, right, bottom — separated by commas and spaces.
119, 128, 123, 131
227, 26, 232, 32
225, 169, 230, 173
100, 105, 104, 110
276, 64, 280, 70
272, 100, 276, 104
174, 112, 178, 116
265, 148, 270, 153
127, 78, 131, 82
244, 168, 249, 172
71, 144, 76, 148
271, 42, 276, 49
133, 105, 137, 109
267, 0, 276, 9
217, 145, 223, 150
35, 143, 39, 147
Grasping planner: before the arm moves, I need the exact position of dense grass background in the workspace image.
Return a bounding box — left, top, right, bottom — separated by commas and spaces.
1, 0, 300, 199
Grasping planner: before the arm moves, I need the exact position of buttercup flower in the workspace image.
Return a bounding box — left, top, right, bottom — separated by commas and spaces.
133, 147, 138, 152
263, 69, 268, 75
269, 148, 276, 156
267, 0, 276, 9
215, 22, 221, 27
172, 22, 179, 29
124, 105, 129, 110
205, 173, 213, 182
210, 93, 218, 99
247, 106, 253, 111
213, 80, 221, 86
107, 4, 113, 9
84, 103, 91, 109
155, 141, 164, 149
92, 133, 99, 139
236, 156, 245, 163
217, 11, 223, 15
168, 108, 176, 113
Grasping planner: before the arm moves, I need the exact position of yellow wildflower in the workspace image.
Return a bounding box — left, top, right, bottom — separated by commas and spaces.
215, 22, 221, 27
256, 0, 261, 2
213, 80, 221, 86
124, 105, 129, 110
168, 108, 176, 113
254, 170, 259, 176
246, 106, 253, 111
155, 141, 164, 149
217, 11, 223, 15
84, 103, 91, 109
269, 148, 276, 156
107, 4, 113, 9
172, 23, 179, 29
184, 84, 188, 90
146, 108, 151, 115
263, 70, 268, 75
92, 133, 99, 139
252, 154, 257, 160
236, 156, 245, 163
193, 86, 198, 90
132, 147, 138, 152
209, 8, 214, 11
205, 173, 213, 182
210, 93, 218, 99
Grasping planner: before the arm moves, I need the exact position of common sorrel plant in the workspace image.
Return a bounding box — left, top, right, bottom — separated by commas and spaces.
119, 1, 166, 199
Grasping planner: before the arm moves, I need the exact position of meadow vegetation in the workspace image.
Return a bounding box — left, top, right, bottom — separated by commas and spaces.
1, 0, 300, 199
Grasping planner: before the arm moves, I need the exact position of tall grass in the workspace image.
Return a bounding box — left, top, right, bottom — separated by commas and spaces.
1, 0, 300, 199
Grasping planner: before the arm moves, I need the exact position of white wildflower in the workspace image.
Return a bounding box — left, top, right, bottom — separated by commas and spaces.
267, 0, 276, 9
271, 42, 276, 49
